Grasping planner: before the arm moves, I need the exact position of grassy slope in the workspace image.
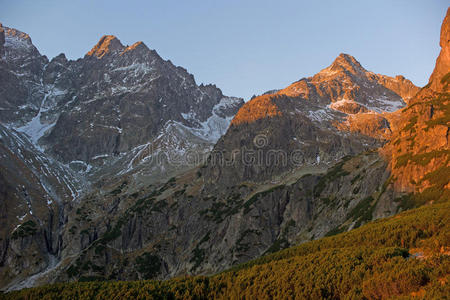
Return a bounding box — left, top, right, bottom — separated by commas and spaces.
2, 197, 448, 300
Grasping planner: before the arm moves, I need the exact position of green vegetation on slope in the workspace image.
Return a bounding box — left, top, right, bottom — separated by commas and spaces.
3, 198, 449, 300
11, 220, 37, 240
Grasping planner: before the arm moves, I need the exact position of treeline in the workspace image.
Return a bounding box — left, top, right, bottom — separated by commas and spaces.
2, 201, 449, 299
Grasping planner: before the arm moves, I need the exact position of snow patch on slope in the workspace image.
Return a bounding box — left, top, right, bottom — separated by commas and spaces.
366, 95, 405, 113
304, 108, 335, 123
16, 85, 66, 148
181, 97, 241, 142
329, 99, 355, 111
16, 92, 55, 148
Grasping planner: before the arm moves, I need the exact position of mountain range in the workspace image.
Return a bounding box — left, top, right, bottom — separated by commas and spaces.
0, 7, 448, 298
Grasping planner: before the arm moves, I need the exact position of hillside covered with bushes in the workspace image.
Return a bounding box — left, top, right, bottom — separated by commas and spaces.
2, 194, 448, 299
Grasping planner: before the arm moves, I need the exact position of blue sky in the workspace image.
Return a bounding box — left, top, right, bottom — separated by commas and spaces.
1, 0, 448, 100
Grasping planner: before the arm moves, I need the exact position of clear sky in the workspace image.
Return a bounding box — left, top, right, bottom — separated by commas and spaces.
1, 0, 448, 100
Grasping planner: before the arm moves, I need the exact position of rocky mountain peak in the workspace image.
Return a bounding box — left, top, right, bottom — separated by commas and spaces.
428, 7, 450, 92
50, 52, 68, 63
2, 24, 38, 59
276, 52, 418, 114
318, 53, 366, 76
86, 35, 125, 58
121, 41, 148, 55
3, 26, 32, 45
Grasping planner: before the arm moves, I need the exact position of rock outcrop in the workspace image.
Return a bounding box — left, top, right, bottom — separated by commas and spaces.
381, 8, 450, 198
429, 8, 450, 92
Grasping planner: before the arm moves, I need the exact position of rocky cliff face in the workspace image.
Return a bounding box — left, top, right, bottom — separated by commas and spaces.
381, 8, 450, 199
0, 25, 48, 125
20, 150, 393, 286
0, 124, 84, 288
429, 8, 450, 92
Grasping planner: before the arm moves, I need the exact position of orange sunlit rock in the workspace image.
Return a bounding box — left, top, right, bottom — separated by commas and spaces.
4, 27, 31, 41
230, 52, 418, 130
86, 35, 124, 58
277, 53, 419, 104
121, 41, 146, 55
335, 112, 392, 140
231, 94, 282, 126
380, 8, 450, 193
429, 8, 450, 92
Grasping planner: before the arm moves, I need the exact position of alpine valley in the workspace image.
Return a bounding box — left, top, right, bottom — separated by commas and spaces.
0, 7, 449, 299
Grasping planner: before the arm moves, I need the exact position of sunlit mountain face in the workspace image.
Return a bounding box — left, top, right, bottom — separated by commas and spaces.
0, 7, 449, 299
